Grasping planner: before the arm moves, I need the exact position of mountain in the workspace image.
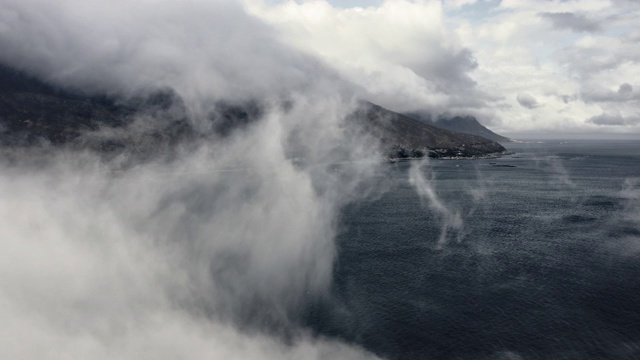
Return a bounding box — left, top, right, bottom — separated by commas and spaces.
353, 102, 506, 159
0, 64, 259, 156
407, 112, 512, 143
0, 64, 506, 159
0, 65, 132, 148
434, 116, 512, 143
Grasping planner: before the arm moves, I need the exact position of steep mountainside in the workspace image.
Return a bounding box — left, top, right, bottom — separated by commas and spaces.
0, 66, 131, 148
353, 103, 506, 158
407, 112, 512, 143
434, 116, 512, 143
0, 64, 259, 155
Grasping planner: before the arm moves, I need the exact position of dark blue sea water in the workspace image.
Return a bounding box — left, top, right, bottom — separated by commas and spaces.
307, 140, 640, 360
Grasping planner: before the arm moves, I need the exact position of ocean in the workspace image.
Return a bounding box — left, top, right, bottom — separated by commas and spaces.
306, 140, 640, 360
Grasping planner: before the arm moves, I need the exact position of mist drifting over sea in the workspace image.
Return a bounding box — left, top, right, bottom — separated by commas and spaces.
322, 141, 640, 359
1, 1, 639, 359
0, 1, 386, 358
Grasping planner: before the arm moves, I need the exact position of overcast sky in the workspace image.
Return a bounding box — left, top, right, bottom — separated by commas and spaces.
1, 0, 638, 139
249, 0, 640, 139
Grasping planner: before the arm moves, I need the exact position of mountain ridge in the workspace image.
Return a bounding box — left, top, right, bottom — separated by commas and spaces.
355, 102, 506, 159
0, 64, 506, 159
406, 112, 512, 143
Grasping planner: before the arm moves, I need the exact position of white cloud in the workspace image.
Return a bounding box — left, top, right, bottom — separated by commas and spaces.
0, 105, 384, 359
246, 0, 486, 114
0, 0, 351, 116
442, 0, 479, 11
240, 0, 640, 137
4, 0, 632, 137
448, 0, 640, 137
588, 110, 640, 126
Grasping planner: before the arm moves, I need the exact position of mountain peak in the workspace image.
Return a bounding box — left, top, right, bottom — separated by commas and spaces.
406, 111, 512, 144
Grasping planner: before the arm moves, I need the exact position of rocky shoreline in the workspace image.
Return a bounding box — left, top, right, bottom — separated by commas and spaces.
388, 150, 512, 162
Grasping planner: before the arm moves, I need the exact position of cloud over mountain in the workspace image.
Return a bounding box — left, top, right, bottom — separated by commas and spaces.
0, 0, 638, 358
4, 0, 638, 137
246, 0, 487, 114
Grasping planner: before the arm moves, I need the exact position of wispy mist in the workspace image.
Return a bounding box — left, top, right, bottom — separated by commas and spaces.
408, 159, 463, 249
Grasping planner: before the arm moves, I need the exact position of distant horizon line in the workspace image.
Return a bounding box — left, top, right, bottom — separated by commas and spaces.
503, 136, 640, 141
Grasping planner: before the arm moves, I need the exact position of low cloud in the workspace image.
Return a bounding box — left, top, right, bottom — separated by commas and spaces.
0, 0, 351, 116
587, 110, 640, 126
582, 83, 638, 103
539, 12, 602, 33
451, 1, 640, 136
517, 93, 539, 109
619, 83, 633, 96
247, 0, 488, 114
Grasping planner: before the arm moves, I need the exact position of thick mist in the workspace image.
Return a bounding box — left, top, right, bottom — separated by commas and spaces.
0, 0, 352, 114
0, 0, 389, 358
0, 106, 382, 358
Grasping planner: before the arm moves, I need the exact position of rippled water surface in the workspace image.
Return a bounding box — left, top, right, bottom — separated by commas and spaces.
307, 140, 640, 360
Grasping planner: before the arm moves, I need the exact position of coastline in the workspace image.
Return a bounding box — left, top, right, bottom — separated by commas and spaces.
388, 150, 513, 162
